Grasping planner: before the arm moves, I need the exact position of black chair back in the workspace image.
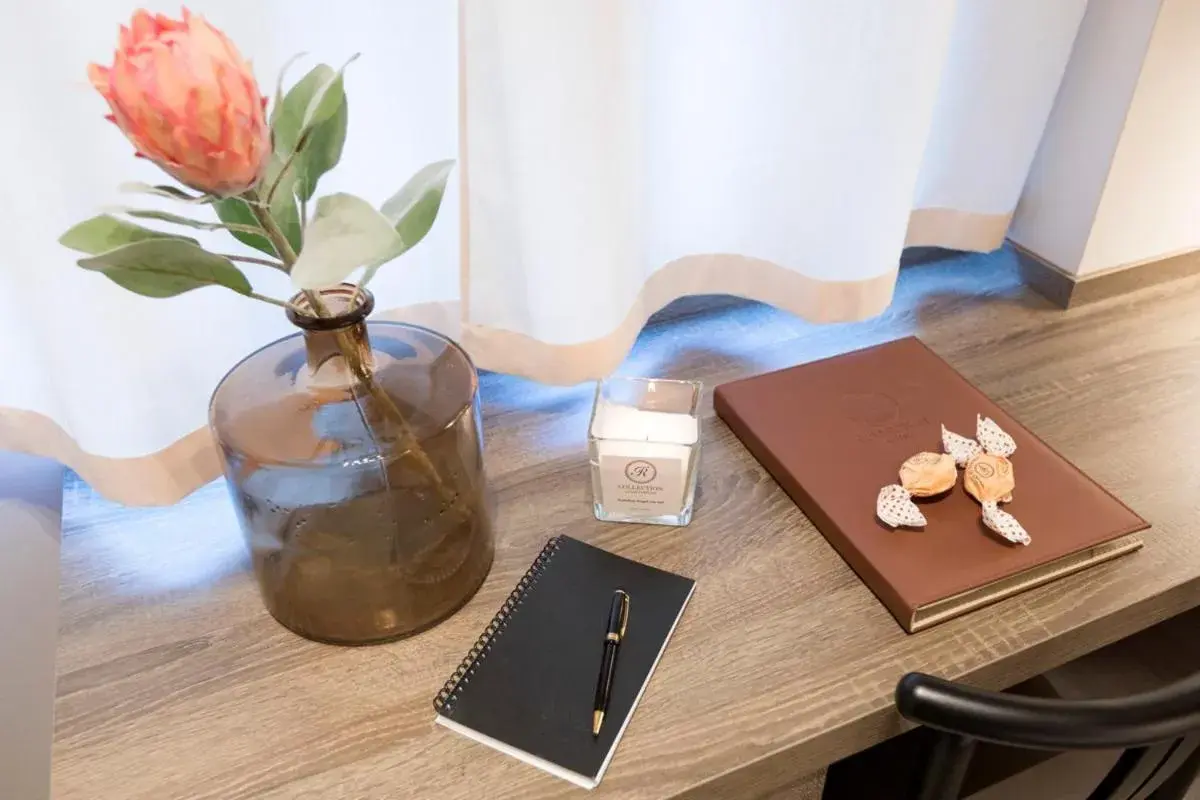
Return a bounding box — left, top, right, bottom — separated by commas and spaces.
895, 671, 1200, 800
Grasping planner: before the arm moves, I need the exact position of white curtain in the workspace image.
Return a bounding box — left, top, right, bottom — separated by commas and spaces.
0, 0, 1087, 503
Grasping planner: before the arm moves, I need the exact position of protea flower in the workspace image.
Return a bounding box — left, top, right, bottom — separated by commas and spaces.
87, 8, 271, 196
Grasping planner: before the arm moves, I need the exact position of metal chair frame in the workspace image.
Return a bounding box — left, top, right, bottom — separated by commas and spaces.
896, 671, 1200, 800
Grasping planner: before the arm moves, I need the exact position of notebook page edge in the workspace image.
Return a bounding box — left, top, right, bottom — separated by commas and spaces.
435, 715, 598, 790
595, 580, 697, 785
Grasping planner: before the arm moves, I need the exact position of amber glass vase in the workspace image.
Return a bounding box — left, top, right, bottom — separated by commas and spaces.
209, 285, 494, 644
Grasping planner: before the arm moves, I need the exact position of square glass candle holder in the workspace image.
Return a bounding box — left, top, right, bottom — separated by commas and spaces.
588, 376, 702, 526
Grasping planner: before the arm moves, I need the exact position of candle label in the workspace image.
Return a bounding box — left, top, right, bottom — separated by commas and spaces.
599, 454, 685, 516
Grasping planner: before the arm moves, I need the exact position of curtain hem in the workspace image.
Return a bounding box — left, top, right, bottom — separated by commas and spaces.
3, 206, 1010, 505
0, 253, 895, 504
906, 208, 1011, 251
461, 252, 897, 384
0, 410, 219, 506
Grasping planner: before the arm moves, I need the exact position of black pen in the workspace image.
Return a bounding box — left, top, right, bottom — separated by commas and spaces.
592, 589, 630, 736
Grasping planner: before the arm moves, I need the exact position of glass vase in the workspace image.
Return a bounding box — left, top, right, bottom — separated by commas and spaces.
209, 284, 494, 644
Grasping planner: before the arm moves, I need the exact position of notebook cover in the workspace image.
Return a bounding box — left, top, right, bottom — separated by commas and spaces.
434, 536, 695, 786
713, 337, 1148, 631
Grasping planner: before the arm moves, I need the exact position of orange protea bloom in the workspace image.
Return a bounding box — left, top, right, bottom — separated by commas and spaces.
87, 8, 271, 196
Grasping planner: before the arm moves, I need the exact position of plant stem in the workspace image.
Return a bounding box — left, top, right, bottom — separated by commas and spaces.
336, 331, 464, 505
246, 292, 300, 311
263, 132, 308, 207
220, 222, 271, 236
241, 188, 466, 517
244, 189, 299, 265
220, 253, 288, 270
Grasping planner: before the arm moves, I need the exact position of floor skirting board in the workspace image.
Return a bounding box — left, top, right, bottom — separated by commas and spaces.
1011, 242, 1200, 308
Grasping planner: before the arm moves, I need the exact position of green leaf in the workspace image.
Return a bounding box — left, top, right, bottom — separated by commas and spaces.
119, 182, 215, 204
291, 193, 403, 290
272, 52, 308, 118
212, 155, 301, 258
59, 214, 196, 255
301, 55, 359, 134
359, 159, 455, 288
272, 63, 351, 202
118, 208, 262, 236
214, 197, 276, 257
380, 159, 455, 247
272, 65, 331, 154
263, 153, 303, 253
295, 91, 347, 202
76, 239, 253, 298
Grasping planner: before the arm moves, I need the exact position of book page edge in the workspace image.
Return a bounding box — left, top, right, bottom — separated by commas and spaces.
910, 534, 1143, 631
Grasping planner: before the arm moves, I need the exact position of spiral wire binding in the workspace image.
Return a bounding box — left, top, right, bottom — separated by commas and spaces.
433, 536, 563, 715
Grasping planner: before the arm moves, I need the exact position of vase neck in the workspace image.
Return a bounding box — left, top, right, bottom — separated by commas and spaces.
286, 284, 376, 377
302, 320, 374, 374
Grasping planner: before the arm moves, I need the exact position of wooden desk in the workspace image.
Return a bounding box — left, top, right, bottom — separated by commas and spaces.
53, 254, 1200, 799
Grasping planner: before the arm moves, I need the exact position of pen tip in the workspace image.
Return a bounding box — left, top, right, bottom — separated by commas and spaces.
592, 710, 604, 736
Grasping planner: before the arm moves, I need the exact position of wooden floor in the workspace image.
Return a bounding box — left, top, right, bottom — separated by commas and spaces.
55, 245, 1200, 799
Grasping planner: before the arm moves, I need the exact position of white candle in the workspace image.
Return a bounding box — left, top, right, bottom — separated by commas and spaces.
589, 403, 699, 445
590, 400, 699, 523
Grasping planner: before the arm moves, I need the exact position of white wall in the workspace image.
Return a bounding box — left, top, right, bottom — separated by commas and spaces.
1008, 0, 1162, 274
1011, 0, 1200, 278
1079, 0, 1200, 274
0, 454, 62, 800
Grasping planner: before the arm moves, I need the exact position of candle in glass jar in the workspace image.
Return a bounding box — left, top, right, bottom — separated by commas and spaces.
590, 403, 698, 445
588, 378, 702, 527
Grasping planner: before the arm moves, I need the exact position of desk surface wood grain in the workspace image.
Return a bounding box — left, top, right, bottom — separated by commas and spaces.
54, 250, 1200, 800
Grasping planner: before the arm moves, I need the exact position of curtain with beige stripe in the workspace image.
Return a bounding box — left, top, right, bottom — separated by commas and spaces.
0, 0, 1087, 503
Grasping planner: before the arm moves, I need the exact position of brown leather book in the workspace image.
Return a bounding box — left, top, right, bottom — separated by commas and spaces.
713, 337, 1147, 632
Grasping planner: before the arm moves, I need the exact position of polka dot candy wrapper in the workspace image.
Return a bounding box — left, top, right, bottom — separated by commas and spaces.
875, 451, 957, 529
942, 416, 1031, 546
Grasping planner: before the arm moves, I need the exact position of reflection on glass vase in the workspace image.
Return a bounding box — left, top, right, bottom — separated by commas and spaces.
209, 284, 494, 644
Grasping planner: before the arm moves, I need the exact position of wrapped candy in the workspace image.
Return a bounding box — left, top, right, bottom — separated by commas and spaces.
943, 416, 1031, 546
876, 416, 1031, 547
876, 451, 957, 529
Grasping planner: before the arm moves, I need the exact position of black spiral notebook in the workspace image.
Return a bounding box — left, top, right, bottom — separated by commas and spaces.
432, 536, 696, 789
